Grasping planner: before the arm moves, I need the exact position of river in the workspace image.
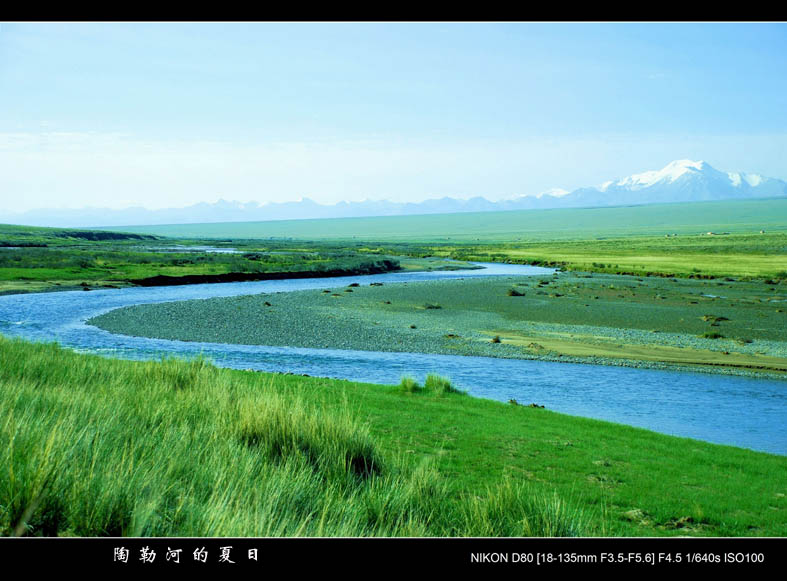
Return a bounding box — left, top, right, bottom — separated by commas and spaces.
0, 263, 784, 455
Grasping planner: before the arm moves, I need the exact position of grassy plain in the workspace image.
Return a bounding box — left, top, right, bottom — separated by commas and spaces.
106, 198, 787, 242
95, 198, 787, 279
0, 224, 415, 294
2, 337, 784, 537
5, 199, 786, 296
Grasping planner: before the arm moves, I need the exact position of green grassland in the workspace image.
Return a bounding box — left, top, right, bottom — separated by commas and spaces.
378, 231, 787, 279
92, 198, 787, 279
104, 198, 787, 242
1, 336, 784, 537
0, 224, 485, 295
0, 224, 413, 294
4, 199, 786, 296
92, 272, 787, 376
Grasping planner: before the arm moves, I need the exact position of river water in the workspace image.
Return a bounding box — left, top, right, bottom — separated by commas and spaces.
0, 263, 784, 455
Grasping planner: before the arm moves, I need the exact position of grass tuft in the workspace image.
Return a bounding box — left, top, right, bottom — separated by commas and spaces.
423, 374, 464, 395
457, 480, 590, 537
398, 376, 423, 394
700, 332, 725, 339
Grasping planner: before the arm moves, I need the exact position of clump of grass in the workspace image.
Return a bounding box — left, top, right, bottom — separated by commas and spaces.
422, 303, 442, 310
491, 335, 501, 343
701, 315, 729, 324
153, 355, 215, 391
237, 396, 383, 479
398, 376, 423, 394
423, 374, 464, 395
507, 288, 525, 297
700, 332, 725, 339
456, 480, 590, 537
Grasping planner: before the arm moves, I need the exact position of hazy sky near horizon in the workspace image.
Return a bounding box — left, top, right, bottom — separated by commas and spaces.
1, 22, 786, 213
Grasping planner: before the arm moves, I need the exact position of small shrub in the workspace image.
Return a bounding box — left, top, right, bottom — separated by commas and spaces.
700, 332, 724, 339
491, 336, 501, 343
507, 288, 525, 297
423, 303, 442, 310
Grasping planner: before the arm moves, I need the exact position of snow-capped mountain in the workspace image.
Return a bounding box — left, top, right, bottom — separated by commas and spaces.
558, 160, 787, 208
4, 160, 785, 228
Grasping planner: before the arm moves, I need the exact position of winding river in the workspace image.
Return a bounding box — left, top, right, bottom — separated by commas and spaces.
1, 263, 784, 455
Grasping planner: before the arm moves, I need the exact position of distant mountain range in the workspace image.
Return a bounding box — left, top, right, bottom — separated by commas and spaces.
5, 160, 786, 228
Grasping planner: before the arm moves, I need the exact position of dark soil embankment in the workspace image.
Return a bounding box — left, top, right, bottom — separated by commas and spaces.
129, 259, 401, 287
53, 230, 158, 241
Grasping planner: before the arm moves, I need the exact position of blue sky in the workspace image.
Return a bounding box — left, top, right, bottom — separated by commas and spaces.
1, 22, 786, 212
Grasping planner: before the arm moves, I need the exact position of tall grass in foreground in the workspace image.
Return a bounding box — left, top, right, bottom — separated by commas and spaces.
458, 480, 591, 537
0, 337, 591, 537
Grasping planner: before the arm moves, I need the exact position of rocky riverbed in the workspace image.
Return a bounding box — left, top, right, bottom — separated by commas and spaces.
90, 272, 787, 380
